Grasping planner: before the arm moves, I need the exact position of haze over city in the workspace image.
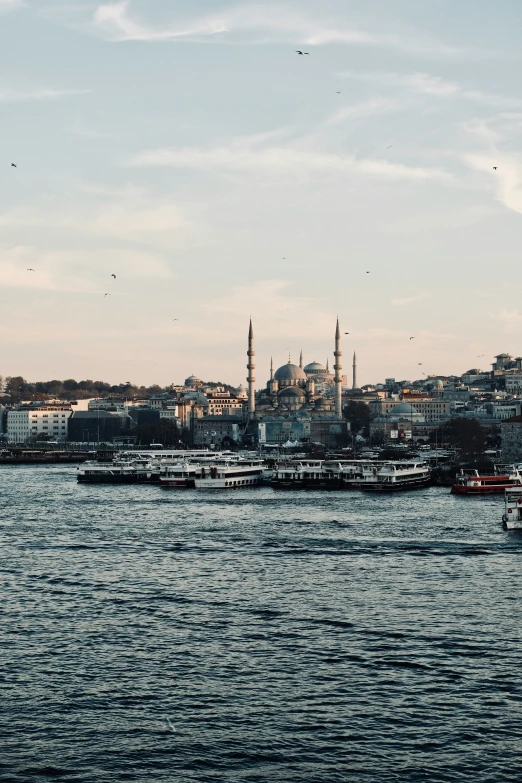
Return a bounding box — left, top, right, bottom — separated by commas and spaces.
2, 0, 522, 385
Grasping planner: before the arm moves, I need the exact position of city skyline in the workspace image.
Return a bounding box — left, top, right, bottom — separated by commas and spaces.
2, 1, 522, 384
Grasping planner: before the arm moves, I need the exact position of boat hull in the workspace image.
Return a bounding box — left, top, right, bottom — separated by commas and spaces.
361, 477, 431, 492
452, 484, 516, 495
78, 475, 137, 484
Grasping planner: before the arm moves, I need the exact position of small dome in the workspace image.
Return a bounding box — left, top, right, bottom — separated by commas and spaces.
304, 361, 326, 374
393, 403, 416, 415
185, 375, 201, 386
274, 362, 307, 382
433, 379, 443, 389
278, 386, 306, 398
315, 396, 329, 409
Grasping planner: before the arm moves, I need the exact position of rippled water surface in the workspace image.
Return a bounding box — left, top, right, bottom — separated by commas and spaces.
1, 465, 521, 782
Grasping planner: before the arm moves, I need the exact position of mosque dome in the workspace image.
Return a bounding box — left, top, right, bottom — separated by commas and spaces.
278, 386, 306, 398
185, 375, 202, 387
274, 361, 307, 382
432, 379, 444, 389
304, 361, 326, 375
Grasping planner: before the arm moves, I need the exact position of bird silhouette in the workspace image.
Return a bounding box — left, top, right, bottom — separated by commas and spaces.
164, 717, 176, 733
104, 293, 111, 297
477, 354, 484, 357
111, 274, 116, 279
418, 363, 423, 365
27, 268, 35, 271
296, 50, 309, 55
337, 91, 341, 94
344, 332, 350, 334
493, 166, 498, 170
173, 318, 179, 321
386, 145, 392, 149
11, 163, 17, 168
366, 271, 370, 274
410, 336, 415, 340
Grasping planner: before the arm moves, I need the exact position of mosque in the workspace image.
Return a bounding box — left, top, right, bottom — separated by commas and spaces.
245, 320, 350, 447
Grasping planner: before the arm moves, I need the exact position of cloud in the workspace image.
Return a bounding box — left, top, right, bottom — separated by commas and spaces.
338, 71, 522, 110
89, 1, 461, 57
0, 86, 90, 102
0, 187, 193, 246
128, 137, 451, 183
391, 294, 428, 306
324, 98, 405, 126
0, 245, 175, 294
0, 0, 23, 11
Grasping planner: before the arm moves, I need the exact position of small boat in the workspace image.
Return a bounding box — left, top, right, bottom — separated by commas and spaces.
502, 488, 522, 529
451, 465, 522, 495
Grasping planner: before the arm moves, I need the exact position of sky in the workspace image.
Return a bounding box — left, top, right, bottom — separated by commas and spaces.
2, 0, 522, 387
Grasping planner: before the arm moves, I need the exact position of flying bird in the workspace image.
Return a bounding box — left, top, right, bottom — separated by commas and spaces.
418, 363, 423, 365
386, 145, 392, 149
493, 166, 498, 170
164, 718, 176, 733
296, 50, 309, 55
410, 336, 415, 340
104, 293, 111, 297
477, 354, 484, 357
366, 271, 370, 274
11, 163, 17, 168
111, 274, 116, 279
337, 91, 341, 94
27, 268, 35, 272
173, 318, 179, 321
344, 332, 350, 334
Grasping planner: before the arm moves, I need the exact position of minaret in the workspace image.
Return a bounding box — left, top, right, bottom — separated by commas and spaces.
270, 356, 273, 380
352, 351, 357, 390
299, 350, 303, 368
247, 319, 256, 421
326, 358, 329, 374
334, 318, 342, 418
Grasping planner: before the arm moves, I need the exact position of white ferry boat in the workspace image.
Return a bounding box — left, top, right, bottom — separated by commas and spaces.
193, 459, 267, 489
502, 488, 522, 530
160, 462, 199, 489
359, 461, 431, 492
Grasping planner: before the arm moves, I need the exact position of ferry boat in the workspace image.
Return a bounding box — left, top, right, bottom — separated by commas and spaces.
160, 462, 198, 489
451, 465, 522, 495
502, 488, 522, 530
271, 460, 333, 489
359, 461, 431, 492
77, 458, 161, 483
193, 459, 267, 489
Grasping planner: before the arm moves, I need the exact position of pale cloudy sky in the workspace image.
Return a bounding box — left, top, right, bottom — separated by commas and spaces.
2, 0, 522, 387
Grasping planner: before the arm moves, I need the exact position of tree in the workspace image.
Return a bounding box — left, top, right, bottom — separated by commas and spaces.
343, 401, 370, 437
435, 417, 486, 459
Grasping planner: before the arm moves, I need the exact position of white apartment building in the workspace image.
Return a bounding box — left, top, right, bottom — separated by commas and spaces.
206, 393, 244, 417
7, 404, 72, 443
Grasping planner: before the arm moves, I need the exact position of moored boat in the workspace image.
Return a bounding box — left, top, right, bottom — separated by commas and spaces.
193, 459, 266, 489
359, 461, 431, 492
451, 465, 522, 495
502, 488, 522, 529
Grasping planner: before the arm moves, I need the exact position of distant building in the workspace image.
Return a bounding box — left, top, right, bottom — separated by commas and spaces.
7, 403, 72, 443
68, 410, 130, 443
505, 374, 522, 394
206, 392, 244, 417
501, 415, 522, 462
193, 415, 240, 448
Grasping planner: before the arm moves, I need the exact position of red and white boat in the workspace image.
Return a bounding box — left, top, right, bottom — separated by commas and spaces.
451, 465, 522, 495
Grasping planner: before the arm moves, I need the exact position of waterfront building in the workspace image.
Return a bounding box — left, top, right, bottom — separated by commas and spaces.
368, 398, 451, 423
501, 415, 522, 462
68, 410, 131, 443
7, 402, 72, 443
193, 415, 241, 448
206, 392, 245, 417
